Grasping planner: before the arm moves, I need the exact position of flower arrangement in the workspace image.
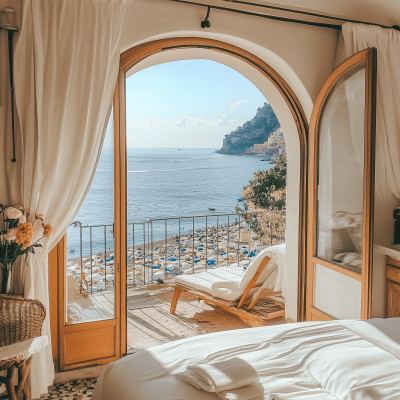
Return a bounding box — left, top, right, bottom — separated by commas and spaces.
0, 204, 52, 294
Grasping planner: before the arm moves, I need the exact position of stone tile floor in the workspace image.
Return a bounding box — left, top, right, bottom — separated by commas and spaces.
39, 379, 97, 399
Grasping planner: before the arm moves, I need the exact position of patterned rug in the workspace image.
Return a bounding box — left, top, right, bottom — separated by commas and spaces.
39, 379, 97, 399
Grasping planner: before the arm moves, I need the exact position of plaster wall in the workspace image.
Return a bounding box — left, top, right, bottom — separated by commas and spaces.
120, 0, 339, 320
120, 0, 339, 111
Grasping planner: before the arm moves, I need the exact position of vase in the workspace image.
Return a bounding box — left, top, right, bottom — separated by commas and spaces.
0, 262, 12, 295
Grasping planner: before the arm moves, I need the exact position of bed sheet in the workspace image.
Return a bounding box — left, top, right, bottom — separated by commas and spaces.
92, 318, 400, 400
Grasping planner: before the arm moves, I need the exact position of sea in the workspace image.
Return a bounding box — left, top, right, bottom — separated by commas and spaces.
67, 147, 274, 259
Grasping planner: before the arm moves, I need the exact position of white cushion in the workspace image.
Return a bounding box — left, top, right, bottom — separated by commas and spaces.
175, 244, 286, 301
175, 267, 244, 297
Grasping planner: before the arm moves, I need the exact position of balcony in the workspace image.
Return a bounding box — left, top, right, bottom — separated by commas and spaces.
66, 210, 286, 351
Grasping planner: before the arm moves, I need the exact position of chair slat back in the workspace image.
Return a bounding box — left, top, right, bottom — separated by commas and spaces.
237, 256, 270, 309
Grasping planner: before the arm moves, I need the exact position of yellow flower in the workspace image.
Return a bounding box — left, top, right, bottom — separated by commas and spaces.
15, 222, 34, 250
42, 223, 52, 238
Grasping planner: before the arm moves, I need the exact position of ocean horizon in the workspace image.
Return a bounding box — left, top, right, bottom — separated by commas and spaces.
67, 147, 274, 258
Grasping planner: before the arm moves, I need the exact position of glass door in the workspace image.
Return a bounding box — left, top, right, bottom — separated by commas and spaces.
54, 107, 123, 371
306, 48, 377, 321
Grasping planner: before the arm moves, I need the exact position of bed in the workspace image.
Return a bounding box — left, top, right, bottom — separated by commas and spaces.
92, 318, 400, 399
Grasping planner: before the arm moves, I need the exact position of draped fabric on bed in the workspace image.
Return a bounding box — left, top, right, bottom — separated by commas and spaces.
13, 0, 130, 397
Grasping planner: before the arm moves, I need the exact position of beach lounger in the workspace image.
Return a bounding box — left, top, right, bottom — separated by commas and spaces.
170, 244, 286, 326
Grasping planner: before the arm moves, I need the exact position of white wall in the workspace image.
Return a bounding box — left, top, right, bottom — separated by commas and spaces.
121, 0, 339, 108
120, 0, 339, 320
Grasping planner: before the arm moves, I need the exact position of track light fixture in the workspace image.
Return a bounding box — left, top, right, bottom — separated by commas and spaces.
201, 6, 211, 28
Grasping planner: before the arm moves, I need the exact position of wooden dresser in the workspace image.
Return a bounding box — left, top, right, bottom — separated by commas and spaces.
387, 256, 400, 317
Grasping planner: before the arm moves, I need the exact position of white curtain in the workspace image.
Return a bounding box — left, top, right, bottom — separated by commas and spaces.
342, 23, 400, 200
14, 0, 130, 397
342, 23, 400, 250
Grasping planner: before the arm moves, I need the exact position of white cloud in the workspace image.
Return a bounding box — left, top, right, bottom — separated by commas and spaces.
129, 102, 246, 131
132, 116, 225, 130
220, 99, 249, 117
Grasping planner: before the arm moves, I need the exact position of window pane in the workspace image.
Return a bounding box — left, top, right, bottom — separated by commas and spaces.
316, 62, 365, 274
66, 114, 115, 324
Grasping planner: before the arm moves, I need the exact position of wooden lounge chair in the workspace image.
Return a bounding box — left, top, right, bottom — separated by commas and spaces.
170, 255, 285, 327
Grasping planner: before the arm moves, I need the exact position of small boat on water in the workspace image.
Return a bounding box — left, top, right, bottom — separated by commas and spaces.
237, 197, 245, 202
208, 207, 216, 211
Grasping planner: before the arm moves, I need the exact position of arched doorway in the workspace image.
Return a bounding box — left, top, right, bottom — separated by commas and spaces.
114, 38, 309, 351
55, 37, 309, 370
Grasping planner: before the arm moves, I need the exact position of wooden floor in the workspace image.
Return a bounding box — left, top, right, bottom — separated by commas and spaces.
88, 284, 286, 352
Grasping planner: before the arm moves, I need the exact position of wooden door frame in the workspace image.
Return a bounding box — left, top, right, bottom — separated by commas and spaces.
306, 48, 377, 321
117, 37, 309, 349
49, 92, 124, 372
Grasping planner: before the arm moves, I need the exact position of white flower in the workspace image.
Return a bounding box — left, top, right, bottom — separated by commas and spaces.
4, 228, 17, 241
5, 207, 23, 220
19, 215, 26, 224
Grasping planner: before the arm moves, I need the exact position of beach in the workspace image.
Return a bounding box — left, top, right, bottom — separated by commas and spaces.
66, 215, 285, 295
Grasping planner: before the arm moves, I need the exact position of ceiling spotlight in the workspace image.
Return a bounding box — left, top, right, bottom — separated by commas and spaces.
201, 6, 211, 28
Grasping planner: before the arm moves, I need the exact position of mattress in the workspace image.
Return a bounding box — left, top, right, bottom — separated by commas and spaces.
93, 318, 400, 400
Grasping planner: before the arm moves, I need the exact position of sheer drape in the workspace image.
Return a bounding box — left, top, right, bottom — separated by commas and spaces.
342, 23, 400, 200
14, 0, 129, 397
342, 23, 400, 249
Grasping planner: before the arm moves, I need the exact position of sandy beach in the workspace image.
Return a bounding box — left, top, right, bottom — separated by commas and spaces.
66, 218, 284, 295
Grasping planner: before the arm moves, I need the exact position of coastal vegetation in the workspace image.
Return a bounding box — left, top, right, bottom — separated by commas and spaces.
237, 156, 286, 244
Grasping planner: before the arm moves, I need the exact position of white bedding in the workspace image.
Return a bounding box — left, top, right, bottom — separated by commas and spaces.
92, 318, 400, 400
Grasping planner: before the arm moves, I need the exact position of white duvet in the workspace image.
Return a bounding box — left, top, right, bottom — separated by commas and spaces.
92, 318, 400, 400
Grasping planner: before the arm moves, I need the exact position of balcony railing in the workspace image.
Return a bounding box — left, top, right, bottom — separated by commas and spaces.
67, 210, 286, 296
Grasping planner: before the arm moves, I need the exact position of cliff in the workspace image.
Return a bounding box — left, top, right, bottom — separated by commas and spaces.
216, 102, 280, 154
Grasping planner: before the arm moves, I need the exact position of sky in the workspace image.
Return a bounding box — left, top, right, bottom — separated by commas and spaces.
104, 59, 268, 148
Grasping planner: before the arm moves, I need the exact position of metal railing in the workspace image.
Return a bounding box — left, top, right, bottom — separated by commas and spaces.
67, 210, 286, 295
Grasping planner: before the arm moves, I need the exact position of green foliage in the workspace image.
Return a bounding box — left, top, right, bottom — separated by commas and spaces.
242, 155, 286, 211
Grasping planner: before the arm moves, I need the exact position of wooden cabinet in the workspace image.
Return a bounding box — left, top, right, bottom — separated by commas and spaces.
387, 257, 400, 318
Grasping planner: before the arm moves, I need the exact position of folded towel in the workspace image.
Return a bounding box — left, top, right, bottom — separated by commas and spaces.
175, 357, 260, 393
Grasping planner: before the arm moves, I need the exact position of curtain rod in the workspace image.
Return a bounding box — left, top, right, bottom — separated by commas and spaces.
170, 0, 400, 32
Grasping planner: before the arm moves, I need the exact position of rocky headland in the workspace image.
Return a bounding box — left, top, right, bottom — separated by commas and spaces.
216, 102, 280, 154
